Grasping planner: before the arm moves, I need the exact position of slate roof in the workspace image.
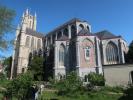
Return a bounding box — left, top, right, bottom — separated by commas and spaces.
78, 29, 94, 36
56, 35, 69, 41
95, 30, 121, 40
26, 28, 44, 38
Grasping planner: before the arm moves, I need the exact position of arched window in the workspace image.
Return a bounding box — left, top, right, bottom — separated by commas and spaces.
37, 39, 41, 49
79, 24, 84, 32
25, 36, 30, 47
85, 46, 91, 60
87, 26, 90, 32
31, 37, 34, 49
59, 44, 65, 66
28, 53, 32, 66
57, 31, 62, 39
71, 25, 76, 37
63, 28, 68, 37
106, 42, 119, 64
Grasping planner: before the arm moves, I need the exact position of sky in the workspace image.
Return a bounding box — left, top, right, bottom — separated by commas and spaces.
0, 0, 133, 58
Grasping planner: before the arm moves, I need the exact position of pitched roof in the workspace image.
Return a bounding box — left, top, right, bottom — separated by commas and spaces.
26, 28, 44, 38
56, 35, 69, 41
78, 29, 93, 36
95, 30, 120, 39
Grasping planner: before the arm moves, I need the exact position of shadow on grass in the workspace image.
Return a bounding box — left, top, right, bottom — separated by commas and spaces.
118, 86, 133, 100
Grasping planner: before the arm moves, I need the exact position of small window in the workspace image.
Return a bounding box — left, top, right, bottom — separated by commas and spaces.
85, 46, 91, 60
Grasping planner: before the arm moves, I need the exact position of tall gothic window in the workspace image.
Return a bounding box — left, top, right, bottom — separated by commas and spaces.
63, 28, 68, 37
85, 46, 91, 60
57, 31, 62, 39
59, 44, 65, 66
31, 37, 34, 49
37, 39, 41, 49
28, 53, 32, 66
25, 36, 30, 47
106, 42, 119, 64
71, 25, 76, 37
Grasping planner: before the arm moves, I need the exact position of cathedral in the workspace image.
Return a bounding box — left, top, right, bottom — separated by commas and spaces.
11, 9, 128, 80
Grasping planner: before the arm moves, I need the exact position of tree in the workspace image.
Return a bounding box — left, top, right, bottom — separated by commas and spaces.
2, 56, 12, 78
6, 72, 34, 99
0, 6, 15, 50
28, 55, 44, 81
126, 41, 133, 63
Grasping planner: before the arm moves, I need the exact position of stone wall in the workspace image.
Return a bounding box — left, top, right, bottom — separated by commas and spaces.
103, 64, 133, 86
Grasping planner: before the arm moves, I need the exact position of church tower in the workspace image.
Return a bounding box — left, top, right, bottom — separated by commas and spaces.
21, 9, 37, 31
11, 9, 38, 79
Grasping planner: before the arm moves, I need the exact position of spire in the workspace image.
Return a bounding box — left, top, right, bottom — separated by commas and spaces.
26, 8, 29, 15
22, 12, 24, 17
34, 12, 37, 17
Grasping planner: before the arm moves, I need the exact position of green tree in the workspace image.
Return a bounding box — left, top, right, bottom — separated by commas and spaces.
6, 71, 34, 99
126, 41, 133, 63
2, 56, 12, 78
0, 6, 15, 50
29, 55, 44, 81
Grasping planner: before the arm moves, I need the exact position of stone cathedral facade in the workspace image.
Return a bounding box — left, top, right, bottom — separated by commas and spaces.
11, 9, 128, 79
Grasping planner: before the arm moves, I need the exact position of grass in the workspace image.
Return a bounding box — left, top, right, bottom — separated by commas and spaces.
40, 89, 123, 100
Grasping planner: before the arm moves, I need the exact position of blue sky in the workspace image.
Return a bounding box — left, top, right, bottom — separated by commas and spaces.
0, 0, 133, 58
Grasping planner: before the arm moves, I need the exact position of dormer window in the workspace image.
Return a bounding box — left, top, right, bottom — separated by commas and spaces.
85, 46, 91, 60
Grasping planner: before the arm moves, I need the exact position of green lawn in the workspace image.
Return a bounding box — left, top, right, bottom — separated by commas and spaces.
40, 90, 122, 100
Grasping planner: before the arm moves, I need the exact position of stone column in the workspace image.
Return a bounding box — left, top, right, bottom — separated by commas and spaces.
102, 41, 106, 65
76, 38, 80, 76
97, 39, 102, 67
50, 35, 52, 44
95, 37, 102, 74
68, 25, 71, 39
55, 32, 58, 40
95, 37, 98, 66
66, 41, 70, 73
61, 30, 63, 36
54, 42, 58, 78
118, 39, 125, 64
45, 37, 47, 47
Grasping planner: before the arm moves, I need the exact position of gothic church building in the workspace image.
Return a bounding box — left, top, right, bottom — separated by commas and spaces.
11, 9, 128, 79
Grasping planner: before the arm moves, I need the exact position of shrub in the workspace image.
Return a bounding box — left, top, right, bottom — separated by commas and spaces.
0, 73, 6, 81
53, 71, 83, 96
88, 72, 105, 86
122, 85, 133, 99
